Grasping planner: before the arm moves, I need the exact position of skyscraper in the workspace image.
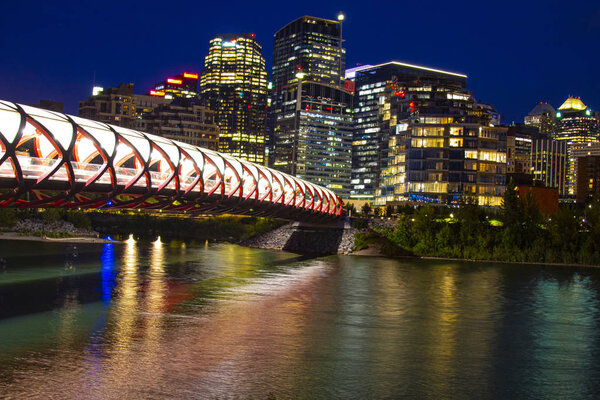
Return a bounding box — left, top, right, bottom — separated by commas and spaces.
554, 96, 600, 195
271, 15, 353, 197
524, 102, 556, 137
199, 34, 268, 163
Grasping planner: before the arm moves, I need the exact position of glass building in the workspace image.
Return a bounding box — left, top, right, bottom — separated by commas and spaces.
352, 61, 468, 201
554, 97, 600, 195
373, 65, 507, 206
199, 34, 268, 164
271, 16, 352, 198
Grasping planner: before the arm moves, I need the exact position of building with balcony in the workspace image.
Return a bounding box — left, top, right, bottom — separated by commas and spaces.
374, 75, 506, 206
78, 83, 136, 128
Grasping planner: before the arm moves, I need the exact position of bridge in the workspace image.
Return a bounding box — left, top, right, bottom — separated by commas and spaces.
0, 100, 342, 221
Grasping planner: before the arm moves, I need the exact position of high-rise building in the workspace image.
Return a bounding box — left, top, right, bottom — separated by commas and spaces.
507, 123, 537, 185
554, 97, 600, 195
152, 72, 199, 100
199, 34, 267, 163
374, 70, 507, 206
531, 138, 568, 196
352, 61, 468, 201
271, 15, 353, 197
78, 83, 136, 128
136, 98, 219, 150
524, 102, 556, 137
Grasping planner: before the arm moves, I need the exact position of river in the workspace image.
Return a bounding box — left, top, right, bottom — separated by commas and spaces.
1, 238, 600, 399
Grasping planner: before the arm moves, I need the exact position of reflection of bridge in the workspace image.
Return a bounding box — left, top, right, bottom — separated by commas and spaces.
0, 101, 342, 221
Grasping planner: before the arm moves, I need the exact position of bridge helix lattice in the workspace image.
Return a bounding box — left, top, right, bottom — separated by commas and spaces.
0, 100, 343, 221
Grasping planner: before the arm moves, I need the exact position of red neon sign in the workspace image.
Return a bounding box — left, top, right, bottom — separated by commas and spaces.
409, 101, 415, 111
183, 72, 198, 79
394, 90, 405, 98
167, 78, 182, 85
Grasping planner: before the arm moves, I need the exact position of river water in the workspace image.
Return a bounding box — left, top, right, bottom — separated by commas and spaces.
1, 238, 600, 399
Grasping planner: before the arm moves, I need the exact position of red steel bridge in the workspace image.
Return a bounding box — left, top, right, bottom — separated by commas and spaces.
0, 101, 343, 221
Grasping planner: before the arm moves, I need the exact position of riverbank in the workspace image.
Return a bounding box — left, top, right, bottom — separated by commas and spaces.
0, 231, 116, 244
352, 230, 600, 268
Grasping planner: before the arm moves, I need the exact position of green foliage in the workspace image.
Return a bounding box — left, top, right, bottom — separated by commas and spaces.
88, 211, 287, 242
0, 208, 16, 227
41, 208, 61, 224
361, 202, 372, 216
373, 198, 600, 266
65, 211, 92, 230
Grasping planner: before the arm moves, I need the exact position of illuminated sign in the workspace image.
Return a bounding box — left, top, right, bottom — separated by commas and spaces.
183, 72, 198, 79
393, 90, 405, 98
150, 90, 165, 96
167, 78, 182, 84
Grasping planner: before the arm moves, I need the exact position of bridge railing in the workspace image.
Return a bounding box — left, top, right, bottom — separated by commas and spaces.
0, 100, 343, 221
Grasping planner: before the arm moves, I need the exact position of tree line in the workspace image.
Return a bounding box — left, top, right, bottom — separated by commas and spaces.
351, 182, 600, 265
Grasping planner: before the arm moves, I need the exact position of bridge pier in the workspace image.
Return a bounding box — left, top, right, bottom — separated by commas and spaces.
241, 218, 356, 256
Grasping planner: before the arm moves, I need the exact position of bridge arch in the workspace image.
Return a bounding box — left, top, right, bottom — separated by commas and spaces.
0, 100, 342, 221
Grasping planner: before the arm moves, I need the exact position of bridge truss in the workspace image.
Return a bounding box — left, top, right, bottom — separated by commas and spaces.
0, 101, 342, 221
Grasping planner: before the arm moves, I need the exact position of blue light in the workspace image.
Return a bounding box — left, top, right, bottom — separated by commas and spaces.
107, 200, 113, 206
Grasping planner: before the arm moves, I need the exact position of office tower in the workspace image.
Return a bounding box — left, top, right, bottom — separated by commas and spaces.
506, 123, 537, 185
524, 102, 556, 137
152, 72, 199, 100
531, 138, 568, 196
199, 34, 267, 163
554, 96, 600, 195
137, 98, 219, 150
78, 83, 136, 128
352, 61, 468, 201
373, 65, 507, 206
272, 15, 352, 197
343, 65, 374, 94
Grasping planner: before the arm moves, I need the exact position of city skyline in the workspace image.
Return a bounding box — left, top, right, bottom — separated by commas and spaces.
1, 0, 599, 123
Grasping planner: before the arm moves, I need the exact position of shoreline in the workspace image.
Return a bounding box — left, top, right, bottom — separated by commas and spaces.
0, 231, 119, 244
350, 245, 600, 268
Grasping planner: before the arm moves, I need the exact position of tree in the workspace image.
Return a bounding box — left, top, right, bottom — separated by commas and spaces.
361, 202, 372, 216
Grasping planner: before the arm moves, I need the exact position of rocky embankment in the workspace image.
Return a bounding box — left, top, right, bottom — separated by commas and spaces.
13, 219, 98, 238
242, 221, 356, 255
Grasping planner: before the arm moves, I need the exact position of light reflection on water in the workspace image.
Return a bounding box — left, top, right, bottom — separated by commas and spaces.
0, 239, 600, 399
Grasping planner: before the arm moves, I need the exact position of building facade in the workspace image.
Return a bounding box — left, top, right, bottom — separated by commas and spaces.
554, 97, 600, 195
576, 155, 600, 204
271, 16, 352, 197
524, 102, 556, 137
152, 72, 199, 100
78, 83, 136, 128
352, 61, 468, 201
531, 138, 568, 196
136, 99, 219, 150
375, 75, 506, 206
199, 34, 268, 163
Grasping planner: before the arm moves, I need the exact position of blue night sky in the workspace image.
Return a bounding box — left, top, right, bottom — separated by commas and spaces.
1, 0, 599, 122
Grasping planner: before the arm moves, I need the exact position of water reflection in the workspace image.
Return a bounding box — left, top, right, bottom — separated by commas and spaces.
2, 244, 600, 398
